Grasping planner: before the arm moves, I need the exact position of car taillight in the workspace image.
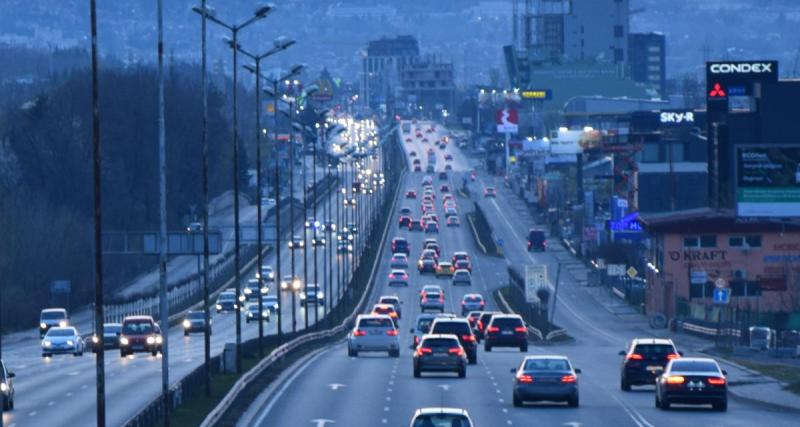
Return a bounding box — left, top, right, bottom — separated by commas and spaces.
389, 312, 398, 318
438, 296, 444, 303
386, 329, 398, 336
514, 326, 527, 333
487, 326, 500, 333
707, 377, 726, 386
479, 301, 485, 307
477, 321, 484, 330
666, 353, 680, 360
517, 374, 534, 384
416, 347, 432, 356
666, 375, 685, 384
353, 329, 366, 337
448, 348, 464, 356
414, 336, 420, 345
462, 334, 475, 342
625, 353, 643, 361
561, 375, 577, 383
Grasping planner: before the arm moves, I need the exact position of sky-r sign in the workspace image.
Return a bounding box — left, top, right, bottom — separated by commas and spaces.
660, 112, 695, 124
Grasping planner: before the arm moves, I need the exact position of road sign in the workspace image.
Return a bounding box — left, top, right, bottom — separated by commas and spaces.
713, 288, 730, 305
240, 225, 277, 243
607, 264, 626, 277
103, 231, 223, 255
714, 277, 727, 289
497, 238, 504, 247
627, 266, 638, 279
496, 108, 519, 133
690, 270, 708, 285
525, 265, 547, 303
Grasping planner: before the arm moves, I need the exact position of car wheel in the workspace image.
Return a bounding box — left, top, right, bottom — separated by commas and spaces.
568, 397, 579, 408
713, 400, 727, 411
512, 393, 523, 407
9, 395, 14, 410
484, 344, 492, 352
413, 366, 421, 378
620, 377, 631, 391
2, 396, 10, 411
458, 367, 466, 378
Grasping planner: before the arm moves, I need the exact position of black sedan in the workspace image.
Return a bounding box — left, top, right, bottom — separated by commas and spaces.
512, 355, 581, 407
655, 357, 728, 411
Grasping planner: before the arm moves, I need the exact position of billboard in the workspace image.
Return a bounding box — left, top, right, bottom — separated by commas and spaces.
496, 108, 519, 133
736, 146, 800, 217
706, 60, 778, 101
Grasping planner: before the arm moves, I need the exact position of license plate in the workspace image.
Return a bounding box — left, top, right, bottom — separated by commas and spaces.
688, 381, 705, 389
501, 331, 513, 335
133, 345, 144, 350
646, 366, 663, 373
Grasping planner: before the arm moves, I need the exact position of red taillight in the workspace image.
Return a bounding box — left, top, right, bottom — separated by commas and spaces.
438, 296, 444, 303
561, 375, 577, 383
487, 326, 500, 333
416, 347, 432, 356
707, 377, 726, 386
389, 312, 398, 318
514, 326, 527, 333
462, 334, 475, 342
414, 336, 420, 345
666, 353, 680, 360
386, 329, 398, 336
625, 353, 643, 361
517, 374, 534, 384
479, 301, 485, 307
353, 329, 366, 337
666, 375, 685, 384
448, 347, 464, 356
477, 321, 484, 331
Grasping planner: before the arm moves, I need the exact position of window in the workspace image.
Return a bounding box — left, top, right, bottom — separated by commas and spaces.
642, 143, 660, 162
729, 235, 762, 248
614, 25, 624, 38
684, 235, 717, 248
683, 236, 699, 248
700, 235, 717, 247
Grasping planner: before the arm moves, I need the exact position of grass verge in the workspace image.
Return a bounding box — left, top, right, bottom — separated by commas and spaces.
731, 359, 800, 396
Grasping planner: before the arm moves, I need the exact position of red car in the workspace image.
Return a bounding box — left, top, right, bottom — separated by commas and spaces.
406, 190, 417, 199
484, 187, 497, 198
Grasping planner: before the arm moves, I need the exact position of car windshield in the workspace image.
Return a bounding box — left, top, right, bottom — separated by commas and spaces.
46, 328, 76, 337
633, 344, 676, 355
463, 296, 481, 302
431, 321, 470, 335
380, 298, 399, 305
412, 414, 470, 427
491, 317, 523, 328
417, 318, 435, 333
421, 338, 460, 350
42, 311, 66, 320
123, 321, 153, 334
104, 325, 121, 333
219, 293, 235, 301
455, 272, 470, 279
264, 296, 278, 303
358, 317, 393, 328
524, 359, 571, 371
670, 360, 720, 373
187, 312, 204, 320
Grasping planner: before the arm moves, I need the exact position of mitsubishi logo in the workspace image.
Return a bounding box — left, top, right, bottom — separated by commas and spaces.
709, 83, 726, 98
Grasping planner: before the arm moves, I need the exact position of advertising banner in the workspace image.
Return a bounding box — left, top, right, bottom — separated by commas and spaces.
736, 146, 800, 217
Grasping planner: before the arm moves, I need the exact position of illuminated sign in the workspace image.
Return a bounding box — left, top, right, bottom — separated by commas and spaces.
660, 111, 695, 124
705, 60, 778, 101
709, 62, 774, 74
521, 89, 552, 100
708, 83, 727, 98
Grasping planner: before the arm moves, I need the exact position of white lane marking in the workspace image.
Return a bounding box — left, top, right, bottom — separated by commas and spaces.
563, 423, 583, 427
311, 419, 335, 427
80, 384, 88, 390
609, 394, 654, 427
67, 370, 80, 376
254, 348, 330, 425
384, 406, 390, 412
66, 392, 73, 397
502, 408, 508, 413
28, 411, 37, 417
47, 401, 55, 406
385, 396, 391, 401
327, 383, 346, 391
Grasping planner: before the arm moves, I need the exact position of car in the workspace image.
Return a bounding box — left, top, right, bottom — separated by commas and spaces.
372, 303, 400, 326
483, 187, 497, 197
407, 408, 473, 427
409, 313, 457, 349
311, 229, 326, 246
119, 316, 162, 357
421, 246, 439, 260
391, 253, 409, 269
424, 221, 439, 233
443, 200, 457, 209
422, 175, 433, 186
445, 164, 453, 171
460, 295, 485, 318
245, 303, 271, 323
263, 295, 280, 313
430, 318, 478, 364
435, 261, 455, 278
655, 357, 728, 411
91, 323, 122, 351
347, 223, 358, 235
421, 204, 435, 214
426, 165, 435, 173
260, 265, 276, 282
438, 172, 448, 181
406, 190, 417, 199
244, 278, 269, 301
439, 184, 450, 192
337, 240, 354, 253
470, 171, 476, 181
452, 269, 472, 287
452, 251, 470, 264
439, 143, 447, 150
413, 334, 467, 378
419, 286, 445, 312
527, 228, 547, 251
422, 137, 429, 143
215, 291, 238, 312
388, 269, 409, 287
322, 220, 337, 234
512, 355, 581, 407
444, 207, 458, 218
444, 154, 453, 161
399, 206, 413, 216
391, 237, 410, 255
0, 359, 15, 411
405, 137, 412, 143
416, 133, 423, 138
454, 259, 471, 272
40, 326, 84, 358
413, 165, 422, 172
418, 258, 437, 274
299, 283, 324, 306
423, 189, 436, 199
398, 215, 412, 227
39, 308, 69, 338
182, 311, 210, 336
288, 234, 305, 249
347, 314, 400, 357
412, 158, 421, 165
474, 311, 499, 342
280, 275, 303, 292
410, 150, 417, 157
304, 217, 321, 230
484, 314, 528, 352
408, 220, 423, 231
619, 338, 682, 390
378, 295, 403, 319
466, 311, 483, 329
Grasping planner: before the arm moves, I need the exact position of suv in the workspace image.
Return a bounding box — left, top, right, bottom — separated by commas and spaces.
430, 319, 478, 364
391, 237, 410, 255
119, 316, 163, 357
408, 408, 473, 427
413, 334, 467, 378
460, 294, 485, 316
299, 284, 323, 306
378, 295, 403, 319
419, 286, 445, 312
527, 228, 547, 251
474, 311, 500, 342
39, 308, 69, 338
484, 314, 528, 352
347, 314, 400, 357
619, 338, 682, 390
409, 313, 456, 349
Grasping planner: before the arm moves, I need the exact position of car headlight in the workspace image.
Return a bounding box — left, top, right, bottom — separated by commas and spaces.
66, 340, 74, 346
272, 303, 279, 309
120, 337, 129, 346
183, 320, 191, 328
281, 282, 288, 289
233, 304, 238, 309
348, 235, 353, 241
288, 242, 294, 248
92, 336, 99, 343
42, 340, 52, 347
299, 293, 307, 300
0, 382, 8, 392
317, 292, 324, 299
261, 287, 268, 294
304, 221, 311, 228
40, 322, 47, 329
156, 336, 163, 344
348, 245, 353, 251
268, 273, 275, 279
238, 295, 246, 302
292, 280, 302, 291
146, 336, 155, 345
300, 242, 305, 247
59, 321, 68, 327
215, 304, 222, 310
247, 312, 253, 317
262, 311, 269, 318
244, 288, 253, 295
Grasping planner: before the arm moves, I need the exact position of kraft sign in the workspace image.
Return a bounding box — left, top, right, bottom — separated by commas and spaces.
709, 62, 775, 74
660, 112, 695, 124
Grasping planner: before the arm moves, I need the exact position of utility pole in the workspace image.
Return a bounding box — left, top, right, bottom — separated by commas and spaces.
289, 99, 297, 333
89, 1, 106, 425
198, 0, 212, 398
273, 79, 283, 342
254, 56, 264, 359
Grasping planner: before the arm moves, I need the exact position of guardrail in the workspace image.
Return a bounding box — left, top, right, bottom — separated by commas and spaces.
466, 214, 487, 254
682, 320, 742, 338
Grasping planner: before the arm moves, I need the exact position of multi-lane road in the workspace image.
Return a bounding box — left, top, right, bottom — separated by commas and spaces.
0, 135, 382, 426
238, 121, 799, 426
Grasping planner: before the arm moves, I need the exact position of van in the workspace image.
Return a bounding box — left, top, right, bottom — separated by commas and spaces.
39, 308, 69, 338
527, 228, 547, 252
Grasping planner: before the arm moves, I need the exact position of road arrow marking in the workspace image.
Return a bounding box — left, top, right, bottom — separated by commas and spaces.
437, 384, 451, 392
328, 383, 346, 391
311, 419, 335, 427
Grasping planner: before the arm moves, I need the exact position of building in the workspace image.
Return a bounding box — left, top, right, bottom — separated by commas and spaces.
641, 209, 800, 330
561, 0, 629, 64
361, 35, 419, 110
399, 56, 456, 118
628, 32, 666, 97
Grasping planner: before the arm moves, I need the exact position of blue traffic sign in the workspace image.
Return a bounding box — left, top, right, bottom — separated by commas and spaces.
497, 238, 504, 247
713, 288, 730, 305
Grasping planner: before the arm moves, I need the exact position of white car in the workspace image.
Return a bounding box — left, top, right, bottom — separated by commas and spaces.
347, 314, 400, 357
408, 407, 473, 427
41, 327, 85, 357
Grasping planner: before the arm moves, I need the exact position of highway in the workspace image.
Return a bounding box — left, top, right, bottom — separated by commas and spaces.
0, 133, 382, 427
239, 121, 800, 427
